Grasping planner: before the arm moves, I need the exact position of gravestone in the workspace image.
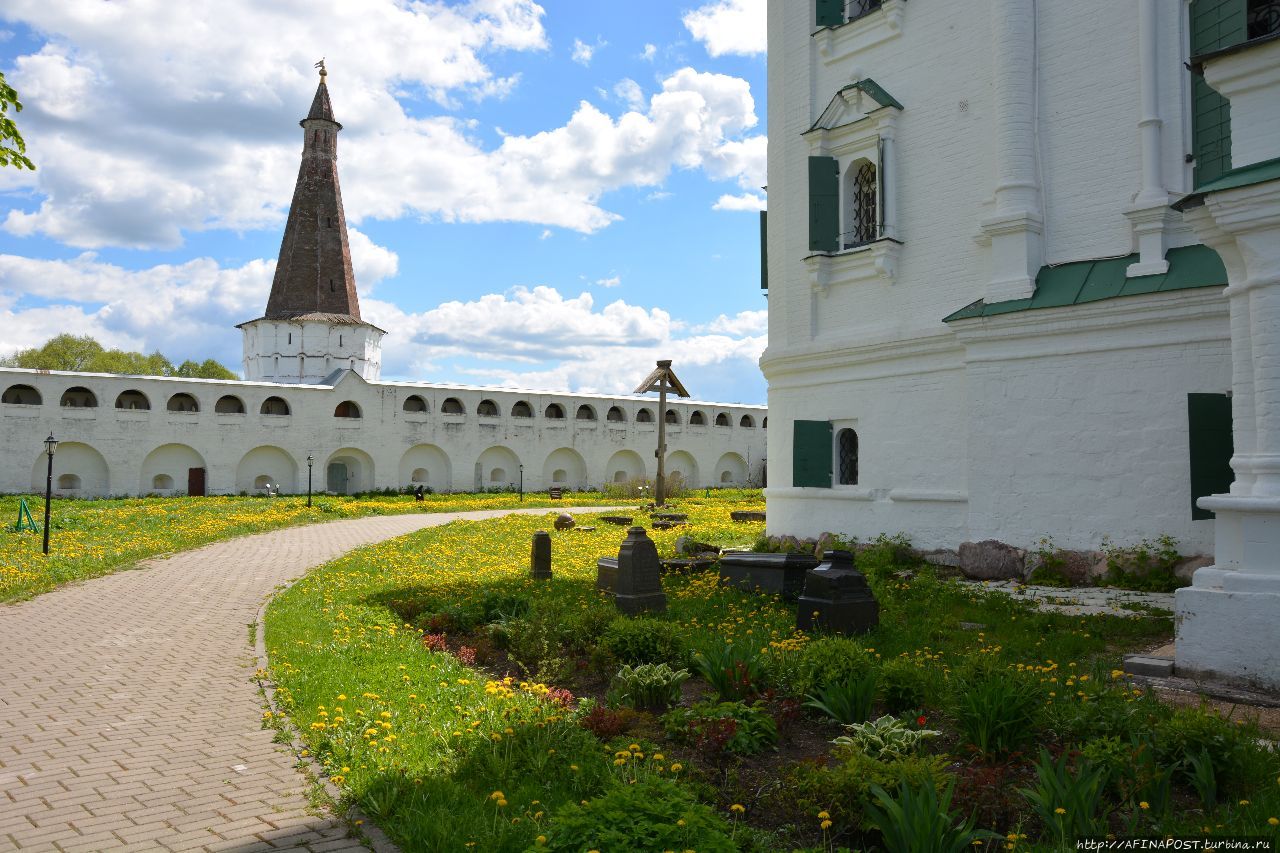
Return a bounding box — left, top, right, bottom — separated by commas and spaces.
611, 526, 667, 615
795, 549, 878, 635
531, 530, 552, 580
554, 513, 575, 530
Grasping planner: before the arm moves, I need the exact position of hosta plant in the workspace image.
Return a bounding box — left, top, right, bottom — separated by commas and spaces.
833, 714, 941, 762
605, 663, 690, 712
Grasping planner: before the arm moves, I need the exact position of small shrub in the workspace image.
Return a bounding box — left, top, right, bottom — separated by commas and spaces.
786, 750, 951, 833
954, 668, 1043, 756
1019, 748, 1111, 846
579, 705, 645, 741
664, 700, 778, 758
879, 657, 933, 714
1101, 535, 1185, 592
600, 617, 688, 667
794, 637, 875, 698
833, 714, 941, 762
692, 640, 766, 701
479, 589, 531, 622
1152, 704, 1275, 793
606, 663, 690, 712
421, 632, 449, 652
864, 781, 998, 853
805, 672, 877, 724
537, 776, 735, 852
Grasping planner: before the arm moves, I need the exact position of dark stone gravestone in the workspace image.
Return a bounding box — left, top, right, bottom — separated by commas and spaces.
730, 510, 766, 522
596, 556, 618, 592
611, 526, 667, 615
719, 551, 819, 601
531, 530, 552, 581
795, 549, 878, 635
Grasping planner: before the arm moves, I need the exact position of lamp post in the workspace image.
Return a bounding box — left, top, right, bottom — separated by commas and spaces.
306, 455, 314, 507
519, 464, 524, 502
42, 432, 58, 555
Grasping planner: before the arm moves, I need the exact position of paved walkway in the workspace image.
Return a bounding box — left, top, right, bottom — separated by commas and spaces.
0, 507, 609, 852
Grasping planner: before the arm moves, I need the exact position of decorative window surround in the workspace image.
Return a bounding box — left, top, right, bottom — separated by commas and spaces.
804, 238, 902, 293
804, 81, 902, 290
813, 0, 906, 65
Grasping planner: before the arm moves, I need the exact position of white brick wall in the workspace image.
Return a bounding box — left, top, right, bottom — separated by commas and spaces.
763, 0, 1231, 554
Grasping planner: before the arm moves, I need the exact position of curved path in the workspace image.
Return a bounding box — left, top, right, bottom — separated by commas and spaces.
0, 507, 611, 852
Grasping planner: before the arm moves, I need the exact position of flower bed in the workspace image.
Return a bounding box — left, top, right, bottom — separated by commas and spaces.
264, 497, 1280, 852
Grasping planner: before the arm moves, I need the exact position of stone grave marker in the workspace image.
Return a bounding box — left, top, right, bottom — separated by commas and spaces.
531, 530, 552, 580
795, 549, 878, 635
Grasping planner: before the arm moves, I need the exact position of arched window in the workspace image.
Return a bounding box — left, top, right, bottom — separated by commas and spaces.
552, 469, 568, 483
838, 428, 859, 485
576, 404, 596, 421
715, 412, 731, 427
689, 410, 706, 425
842, 160, 878, 249
606, 406, 625, 422
254, 474, 274, 491
636, 408, 653, 423
613, 470, 628, 483
545, 403, 565, 419
403, 395, 428, 413
1249, 0, 1280, 39
720, 471, 733, 483
2, 384, 41, 405
512, 401, 533, 418
261, 396, 290, 416
60, 387, 98, 408
665, 409, 680, 425
763, 417, 768, 429
442, 397, 465, 415
215, 395, 245, 414
152, 474, 174, 490
489, 467, 507, 483
335, 401, 362, 419
57, 474, 81, 490
478, 399, 500, 417
167, 393, 199, 413
411, 468, 429, 483
115, 390, 151, 410
739, 414, 755, 428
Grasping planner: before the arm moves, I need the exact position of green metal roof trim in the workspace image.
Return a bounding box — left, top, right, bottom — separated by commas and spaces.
806, 79, 903, 134
942, 244, 1227, 323
1172, 155, 1280, 211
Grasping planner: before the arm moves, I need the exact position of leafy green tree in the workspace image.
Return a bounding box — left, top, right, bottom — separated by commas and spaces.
0, 71, 34, 171
1, 334, 238, 378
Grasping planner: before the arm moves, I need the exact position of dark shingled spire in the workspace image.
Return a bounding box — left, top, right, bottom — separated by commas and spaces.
263, 68, 360, 322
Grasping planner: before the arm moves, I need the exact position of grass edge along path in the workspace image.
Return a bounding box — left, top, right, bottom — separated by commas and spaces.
0, 490, 633, 602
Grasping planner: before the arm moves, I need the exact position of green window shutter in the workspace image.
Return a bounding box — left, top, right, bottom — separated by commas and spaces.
1192, 76, 1232, 186
793, 420, 833, 488
808, 156, 839, 253
759, 210, 769, 290
1190, 0, 1247, 54
1187, 393, 1234, 520
816, 0, 844, 27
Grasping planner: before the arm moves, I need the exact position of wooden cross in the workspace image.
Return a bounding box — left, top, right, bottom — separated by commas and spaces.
634, 359, 691, 507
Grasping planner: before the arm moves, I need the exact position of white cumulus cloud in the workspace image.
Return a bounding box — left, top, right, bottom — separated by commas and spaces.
683, 0, 766, 57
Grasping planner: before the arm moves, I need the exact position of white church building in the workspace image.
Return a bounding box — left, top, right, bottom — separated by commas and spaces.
761, 0, 1280, 687
0, 71, 766, 498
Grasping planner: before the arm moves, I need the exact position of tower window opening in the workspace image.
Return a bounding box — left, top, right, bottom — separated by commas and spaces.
838, 428, 860, 485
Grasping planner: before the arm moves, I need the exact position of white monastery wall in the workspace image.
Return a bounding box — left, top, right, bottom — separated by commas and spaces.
0, 368, 766, 498
762, 0, 1233, 553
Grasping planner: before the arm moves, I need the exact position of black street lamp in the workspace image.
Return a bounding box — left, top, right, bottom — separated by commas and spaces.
306, 454, 314, 507
42, 433, 58, 555
518, 464, 524, 502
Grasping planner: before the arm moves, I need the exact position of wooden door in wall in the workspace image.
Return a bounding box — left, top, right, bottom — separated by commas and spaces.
328, 463, 348, 495
187, 467, 206, 497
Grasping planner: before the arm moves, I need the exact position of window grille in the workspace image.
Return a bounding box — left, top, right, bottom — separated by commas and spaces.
838, 428, 859, 485
844, 0, 883, 23
843, 162, 879, 249
1249, 0, 1280, 39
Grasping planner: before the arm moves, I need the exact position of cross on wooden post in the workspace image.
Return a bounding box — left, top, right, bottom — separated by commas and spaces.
634, 359, 691, 507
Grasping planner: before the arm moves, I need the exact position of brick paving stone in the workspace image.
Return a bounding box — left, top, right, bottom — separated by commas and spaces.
0, 507, 609, 852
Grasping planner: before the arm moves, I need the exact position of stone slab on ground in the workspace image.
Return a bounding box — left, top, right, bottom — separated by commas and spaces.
0, 506, 618, 853
963, 579, 1175, 617
1123, 655, 1175, 677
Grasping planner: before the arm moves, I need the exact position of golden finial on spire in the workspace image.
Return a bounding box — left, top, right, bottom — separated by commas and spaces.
314, 58, 327, 81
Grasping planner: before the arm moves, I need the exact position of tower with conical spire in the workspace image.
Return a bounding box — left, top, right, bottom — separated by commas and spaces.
238, 63, 385, 384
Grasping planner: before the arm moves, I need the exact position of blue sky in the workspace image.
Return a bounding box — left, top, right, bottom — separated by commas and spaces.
0, 0, 768, 404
